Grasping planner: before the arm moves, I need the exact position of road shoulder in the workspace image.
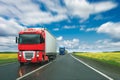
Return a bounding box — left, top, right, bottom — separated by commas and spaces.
72, 54, 120, 80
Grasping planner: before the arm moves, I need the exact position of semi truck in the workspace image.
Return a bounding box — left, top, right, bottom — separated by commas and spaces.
16, 28, 57, 65
59, 47, 66, 55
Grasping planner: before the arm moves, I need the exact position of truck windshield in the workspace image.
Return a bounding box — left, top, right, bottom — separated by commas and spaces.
19, 34, 41, 44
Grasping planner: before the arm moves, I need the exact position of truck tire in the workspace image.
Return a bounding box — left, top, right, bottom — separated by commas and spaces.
48, 55, 56, 61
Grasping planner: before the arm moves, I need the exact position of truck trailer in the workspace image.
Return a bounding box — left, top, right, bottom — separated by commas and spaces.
16, 28, 56, 65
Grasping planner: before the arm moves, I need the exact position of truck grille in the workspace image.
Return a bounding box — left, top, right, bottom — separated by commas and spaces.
24, 51, 34, 60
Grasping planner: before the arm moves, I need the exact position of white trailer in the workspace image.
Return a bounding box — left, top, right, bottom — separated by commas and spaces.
45, 29, 57, 59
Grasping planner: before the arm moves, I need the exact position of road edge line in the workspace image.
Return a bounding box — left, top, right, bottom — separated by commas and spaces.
16, 62, 52, 80
70, 54, 114, 80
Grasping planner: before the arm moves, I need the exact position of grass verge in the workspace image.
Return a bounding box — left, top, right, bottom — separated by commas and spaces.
0, 53, 17, 65
73, 52, 120, 67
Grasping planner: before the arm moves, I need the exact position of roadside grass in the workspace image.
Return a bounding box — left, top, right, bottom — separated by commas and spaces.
73, 52, 120, 67
0, 53, 17, 65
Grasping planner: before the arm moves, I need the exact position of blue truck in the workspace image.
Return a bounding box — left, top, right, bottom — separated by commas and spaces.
59, 47, 65, 55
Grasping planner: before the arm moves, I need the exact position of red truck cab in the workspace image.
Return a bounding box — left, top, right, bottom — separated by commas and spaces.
16, 28, 49, 65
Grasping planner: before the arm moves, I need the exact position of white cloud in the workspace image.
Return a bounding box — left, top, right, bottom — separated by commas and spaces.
53, 28, 59, 31
57, 36, 63, 41
0, 17, 25, 36
80, 25, 85, 31
94, 14, 103, 20
80, 27, 84, 31
0, 0, 117, 25
63, 25, 76, 29
57, 37, 80, 52
0, 17, 25, 51
64, 0, 117, 20
57, 38, 80, 49
57, 37, 120, 52
79, 44, 93, 50
0, 36, 17, 52
92, 1, 117, 13
78, 39, 120, 52
94, 39, 120, 51
64, 0, 93, 19
0, 0, 67, 25
0, 0, 119, 52
79, 26, 97, 32
86, 27, 98, 32
40, 0, 67, 14
97, 22, 120, 39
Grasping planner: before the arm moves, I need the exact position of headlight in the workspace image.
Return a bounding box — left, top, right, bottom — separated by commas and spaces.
36, 51, 40, 57
37, 55, 39, 57
19, 51, 22, 57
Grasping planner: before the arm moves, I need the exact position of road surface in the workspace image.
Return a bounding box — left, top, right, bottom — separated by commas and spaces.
0, 54, 119, 80
0, 63, 42, 80
19, 54, 113, 80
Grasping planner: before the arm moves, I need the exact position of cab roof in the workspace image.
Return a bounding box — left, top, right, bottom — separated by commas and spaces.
19, 28, 45, 34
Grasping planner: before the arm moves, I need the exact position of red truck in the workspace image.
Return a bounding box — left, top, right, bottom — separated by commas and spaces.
16, 28, 57, 65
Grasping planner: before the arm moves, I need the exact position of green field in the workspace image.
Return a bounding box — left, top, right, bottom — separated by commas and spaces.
74, 52, 120, 67
0, 52, 17, 65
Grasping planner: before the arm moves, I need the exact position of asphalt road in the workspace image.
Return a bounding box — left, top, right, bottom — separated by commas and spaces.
0, 54, 118, 80
19, 54, 112, 80
0, 62, 19, 80
0, 62, 42, 80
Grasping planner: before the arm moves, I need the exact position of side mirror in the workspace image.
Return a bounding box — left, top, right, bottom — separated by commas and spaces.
16, 37, 18, 43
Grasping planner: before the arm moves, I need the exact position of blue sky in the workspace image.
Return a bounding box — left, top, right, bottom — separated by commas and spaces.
0, 0, 120, 52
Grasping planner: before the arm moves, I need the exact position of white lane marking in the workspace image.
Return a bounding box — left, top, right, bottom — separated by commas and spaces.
16, 62, 52, 80
70, 54, 114, 80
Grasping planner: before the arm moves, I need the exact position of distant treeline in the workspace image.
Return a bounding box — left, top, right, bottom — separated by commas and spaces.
73, 52, 86, 53
73, 51, 120, 53
103, 51, 120, 53
0, 52, 17, 54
